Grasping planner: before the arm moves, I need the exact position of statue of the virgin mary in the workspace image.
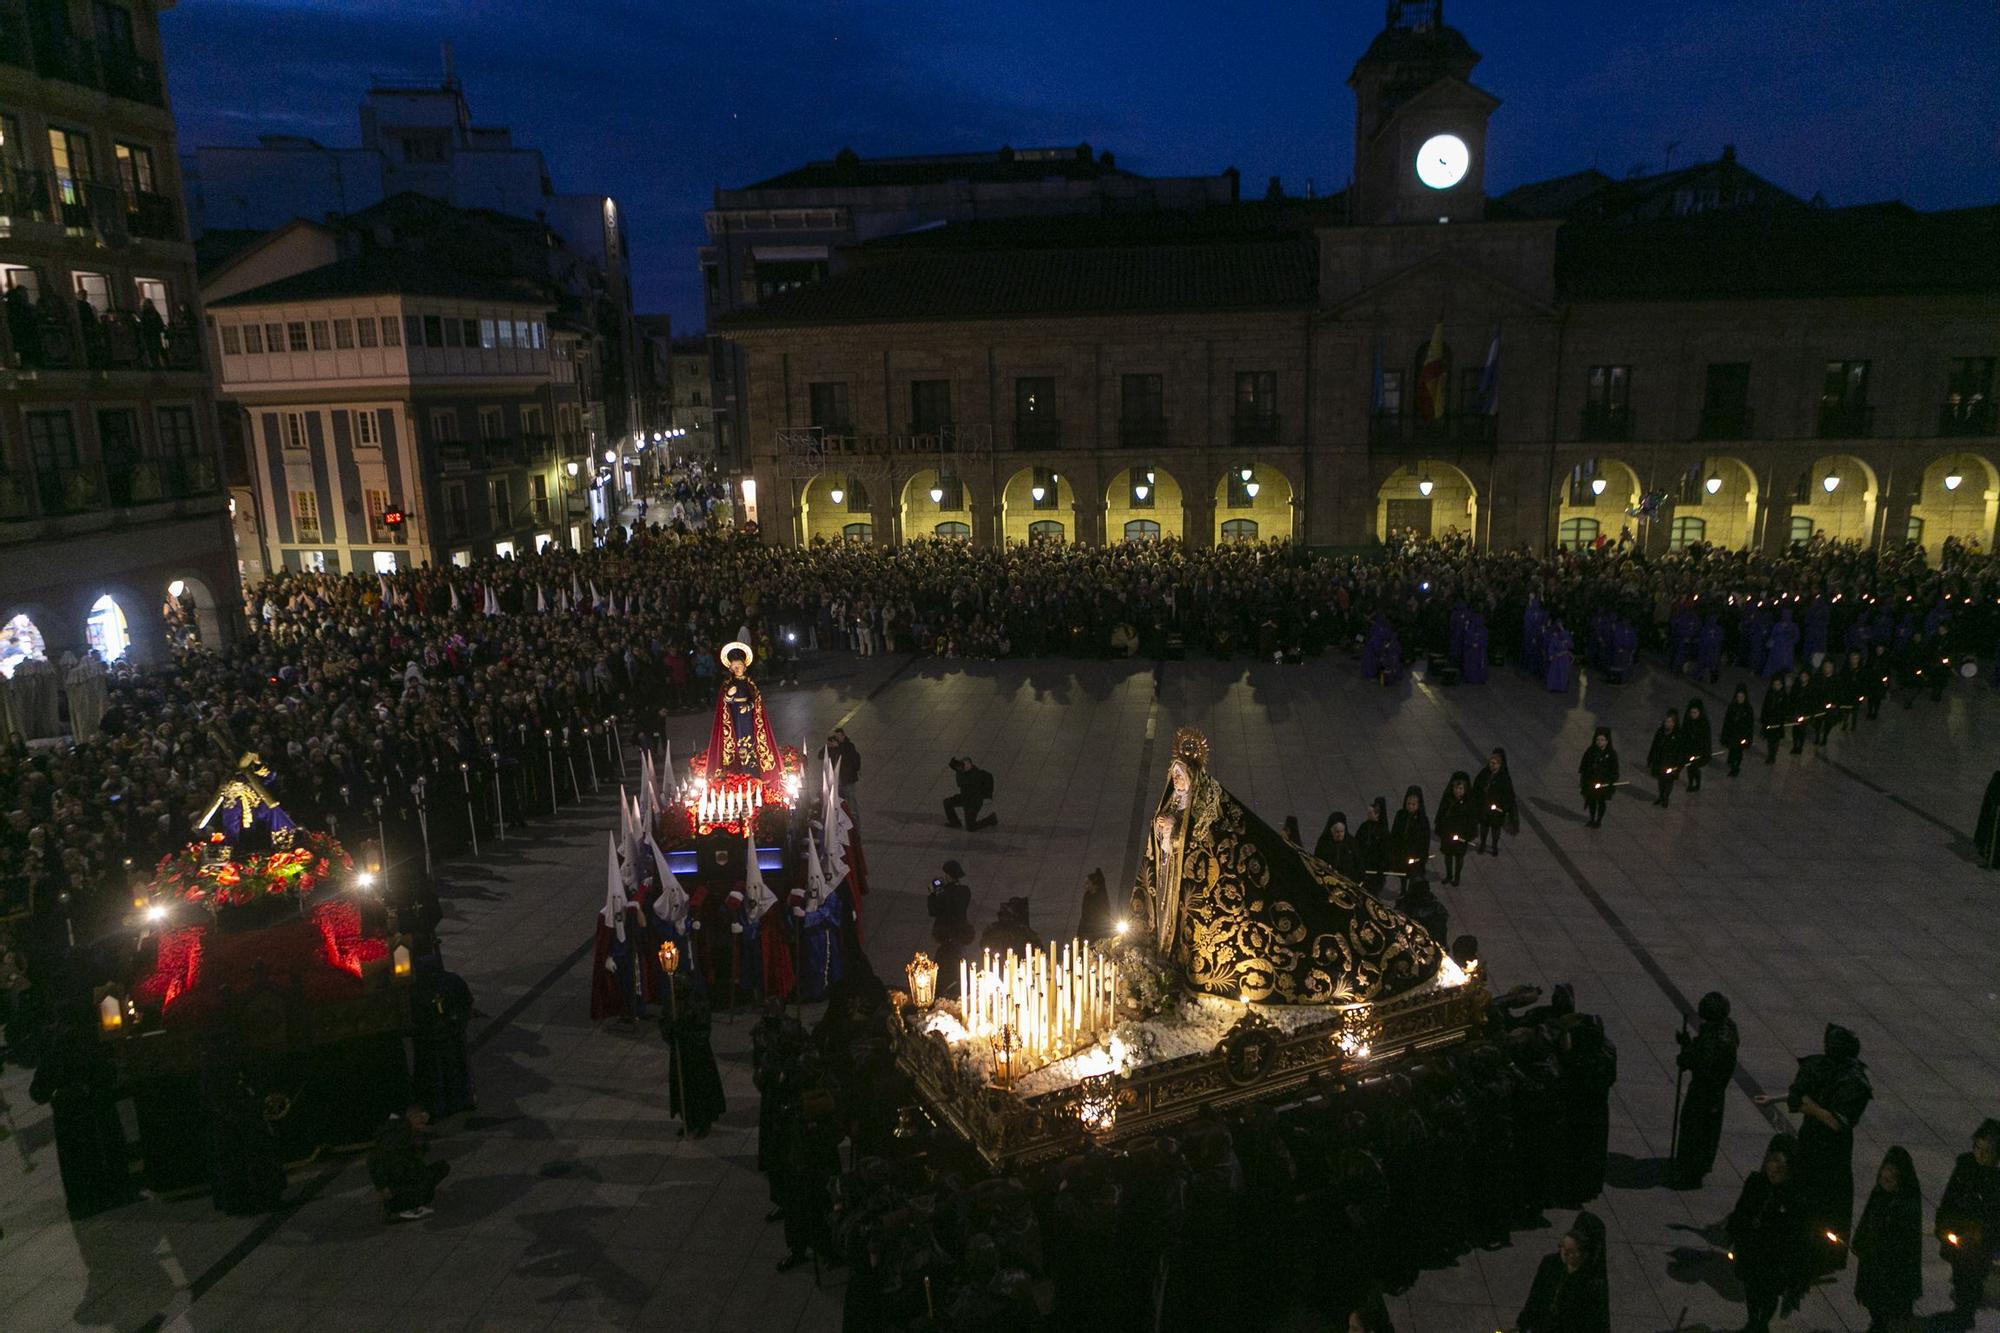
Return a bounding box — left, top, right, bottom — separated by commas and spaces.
1134, 727, 1441, 1004
704, 641, 782, 779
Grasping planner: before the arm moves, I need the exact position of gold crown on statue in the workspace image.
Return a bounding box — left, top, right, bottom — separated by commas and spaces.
1172, 727, 1209, 768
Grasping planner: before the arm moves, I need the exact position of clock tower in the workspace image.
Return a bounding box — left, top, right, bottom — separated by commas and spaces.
1347, 1, 1500, 225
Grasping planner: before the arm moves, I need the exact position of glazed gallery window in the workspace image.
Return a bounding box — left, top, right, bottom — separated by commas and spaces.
72, 270, 112, 313
264, 323, 283, 352
479, 407, 505, 439
1668, 515, 1706, 551
309, 320, 330, 351
287, 322, 308, 352
934, 521, 970, 539
380, 317, 401, 347
1219, 519, 1259, 543
220, 325, 241, 355
241, 324, 263, 354
489, 477, 512, 527
282, 412, 309, 451
292, 490, 321, 540
356, 318, 378, 348
353, 411, 381, 449
114, 141, 157, 197
333, 319, 354, 349
47, 127, 94, 206
1124, 519, 1162, 542
1233, 371, 1276, 420
841, 522, 873, 543
1558, 517, 1600, 550
808, 381, 850, 430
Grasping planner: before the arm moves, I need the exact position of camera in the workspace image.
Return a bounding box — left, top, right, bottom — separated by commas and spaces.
931, 877, 943, 890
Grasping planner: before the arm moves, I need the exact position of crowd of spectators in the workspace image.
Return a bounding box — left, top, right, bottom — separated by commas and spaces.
2, 519, 1995, 1054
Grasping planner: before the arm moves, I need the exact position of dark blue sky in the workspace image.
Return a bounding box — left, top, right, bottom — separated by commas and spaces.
164, 1, 2000, 331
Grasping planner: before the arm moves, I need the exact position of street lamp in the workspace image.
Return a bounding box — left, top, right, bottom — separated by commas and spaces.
1704, 473, 1723, 495
566, 460, 580, 478
1244, 479, 1260, 498
929, 484, 945, 504
1031, 484, 1046, 503
1417, 475, 1434, 498
1590, 477, 1608, 497
1238, 465, 1253, 483
1944, 470, 1964, 491
829, 480, 845, 505
1822, 473, 1841, 493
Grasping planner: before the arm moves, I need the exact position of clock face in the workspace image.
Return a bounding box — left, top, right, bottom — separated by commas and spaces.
1416, 133, 1469, 190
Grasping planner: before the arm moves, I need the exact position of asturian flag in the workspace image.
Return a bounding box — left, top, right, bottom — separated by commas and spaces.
1417, 320, 1448, 424
1476, 324, 1501, 417
449, 582, 461, 613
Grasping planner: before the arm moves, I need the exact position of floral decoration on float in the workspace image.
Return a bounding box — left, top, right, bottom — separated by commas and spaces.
154, 829, 352, 911
678, 747, 803, 836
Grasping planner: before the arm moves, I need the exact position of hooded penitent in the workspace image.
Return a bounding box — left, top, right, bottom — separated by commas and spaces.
1134, 727, 1441, 1004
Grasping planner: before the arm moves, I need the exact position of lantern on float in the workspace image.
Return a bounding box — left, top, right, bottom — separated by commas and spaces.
905, 951, 939, 1009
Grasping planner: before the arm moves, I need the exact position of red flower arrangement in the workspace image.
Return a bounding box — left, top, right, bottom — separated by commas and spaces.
154, 829, 353, 910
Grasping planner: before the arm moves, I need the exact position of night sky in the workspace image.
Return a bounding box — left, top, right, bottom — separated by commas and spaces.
163, 1, 2000, 331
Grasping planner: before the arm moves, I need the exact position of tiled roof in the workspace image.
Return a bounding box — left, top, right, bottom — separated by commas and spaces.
206, 252, 549, 308
720, 238, 1317, 327
1557, 204, 2000, 300
740, 146, 1132, 192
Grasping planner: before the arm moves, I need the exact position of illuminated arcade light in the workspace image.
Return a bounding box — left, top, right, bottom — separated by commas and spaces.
1705, 473, 1723, 495
1944, 471, 1963, 491
1822, 473, 1840, 493
1238, 465, 1253, 482
1244, 480, 1260, 498
1590, 477, 1608, 497
829, 485, 845, 505
1417, 476, 1434, 498
929, 485, 945, 504
1031, 484, 1046, 502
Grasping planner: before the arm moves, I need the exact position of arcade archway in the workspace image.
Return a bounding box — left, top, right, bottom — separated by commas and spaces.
799, 473, 874, 545
1907, 452, 1998, 557
1106, 466, 1183, 543
1, 612, 47, 679
86, 592, 131, 663
164, 574, 225, 649
1670, 456, 1759, 550
1789, 454, 1877, 548
1552, 458, 1641, 550
1001, 466, 1073, 545
1375, 460, 1477, 543
1212, 464, 1293, 544
900, 469, 976, 542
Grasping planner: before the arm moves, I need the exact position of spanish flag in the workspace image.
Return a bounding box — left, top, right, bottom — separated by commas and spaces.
1417, 321, 1448, 423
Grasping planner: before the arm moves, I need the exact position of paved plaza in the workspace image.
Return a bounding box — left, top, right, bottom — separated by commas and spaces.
3, 649, 1997, 1331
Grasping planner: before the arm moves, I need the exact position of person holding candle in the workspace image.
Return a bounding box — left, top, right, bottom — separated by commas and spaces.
1930, 1119, 2000, 1331
1433, 772, 1475, 887
1849, 1145, 1922, 1332
1646, 709, 1683, 808
1470, 749, 1516, 855
1577, 727, 1618, 828
1728, 1136, 1810, 1333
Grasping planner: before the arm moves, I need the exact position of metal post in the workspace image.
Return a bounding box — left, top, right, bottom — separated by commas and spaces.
491, 752, 506, 841
373, 796, 389, 895
666, 968, 687, 1135
608, 715, 623, 775
545, 729, 558, 815
564, 727, 581, 801
414, 779, 431, 877
459, 763, 479, 857
583, 725, 600, 791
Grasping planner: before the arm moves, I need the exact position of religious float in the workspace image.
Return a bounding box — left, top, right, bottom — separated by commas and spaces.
93, 741, 415, 1181
651, 641, 808, 891
888, 727, 1488, 1169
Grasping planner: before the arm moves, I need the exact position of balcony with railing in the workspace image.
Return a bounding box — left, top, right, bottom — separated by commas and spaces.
1696, 405, 1756, 440
2, 300, 200, 373
32, 33, 97, 87
1231, 413, 1280, 448
0, 169, 54, 225
1118, 417, 1168, 450
438, 439, 527, 472
1367, 411, 1498, 451
99, 49, 164, 106
0, 454, 221, 525
58, 180, 129, 238
1816, 401, 1874, 439
523, 432, 557, 464
1579, 403, 1634, 442
1938, 399, 1996, 437
1012, 418, 1062, 450
124, 190, 180, 241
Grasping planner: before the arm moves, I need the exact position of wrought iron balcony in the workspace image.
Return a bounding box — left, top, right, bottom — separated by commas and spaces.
1938, 399, 1996, 437
1816, 402, 1873, 439
1579, 403, 1634, 442
30, 462, 105, 517
1012, 418, 1062, 450
1231, 413, 1279, 448
1696, 406, 1755, 440
100, 49, 164, 106
1118, 417, 1169, 450
1367, 411, 1497, 451
125, 190, 180, 241
0, 169, 54, 224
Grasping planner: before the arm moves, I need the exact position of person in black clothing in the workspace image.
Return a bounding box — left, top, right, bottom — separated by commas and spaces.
1345, 1291, 1396, 1333
1356, 797, 1390, 897
1515, 1210, 1611, 1333
1470, 749, 1516, 856
1838, 648, 1868, 732
943, 756, 997, 831
1813, 658, 1843, 746
1389, 786, 1431, 885
1851, 1144, 1922, 1332
1578, 727, 1618, 828
368, 1105, 448, 1222
1978, 770, 2000, 871
1729, 1135, 1809, 1333
1647, 709, 1683, 807
1761, 677, 1790, 765
1075, 867, 1114, 941
1282, 814, 1304, 849
1721, 684, 1756, 777
1434, 772, 1476, 886
1672, 991, 1738, 1189
927, 859, 973, 992
660, 972, 726, 1138
1756, 1022, 1873, 1279
1396, 875, 1449, 945
202, 1049, 286, 1216
411, 959, 476, 1120
1864, 641, 1893, 719
27, 1020, 132, 1219
750, 997, 805, 1217
827, 727, 861, 821
1681, 698, 1712, 792
1315, 811, 1362, 879
1789, 668, 1816, 755
1932, 1118, 2000, 1331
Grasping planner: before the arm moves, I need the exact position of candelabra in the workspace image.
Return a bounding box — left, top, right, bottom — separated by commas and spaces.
956, 938, 1119, 1080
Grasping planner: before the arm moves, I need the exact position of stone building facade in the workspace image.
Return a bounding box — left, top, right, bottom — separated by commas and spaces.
1, 0, 240, 675
723, 4, 2000, 559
